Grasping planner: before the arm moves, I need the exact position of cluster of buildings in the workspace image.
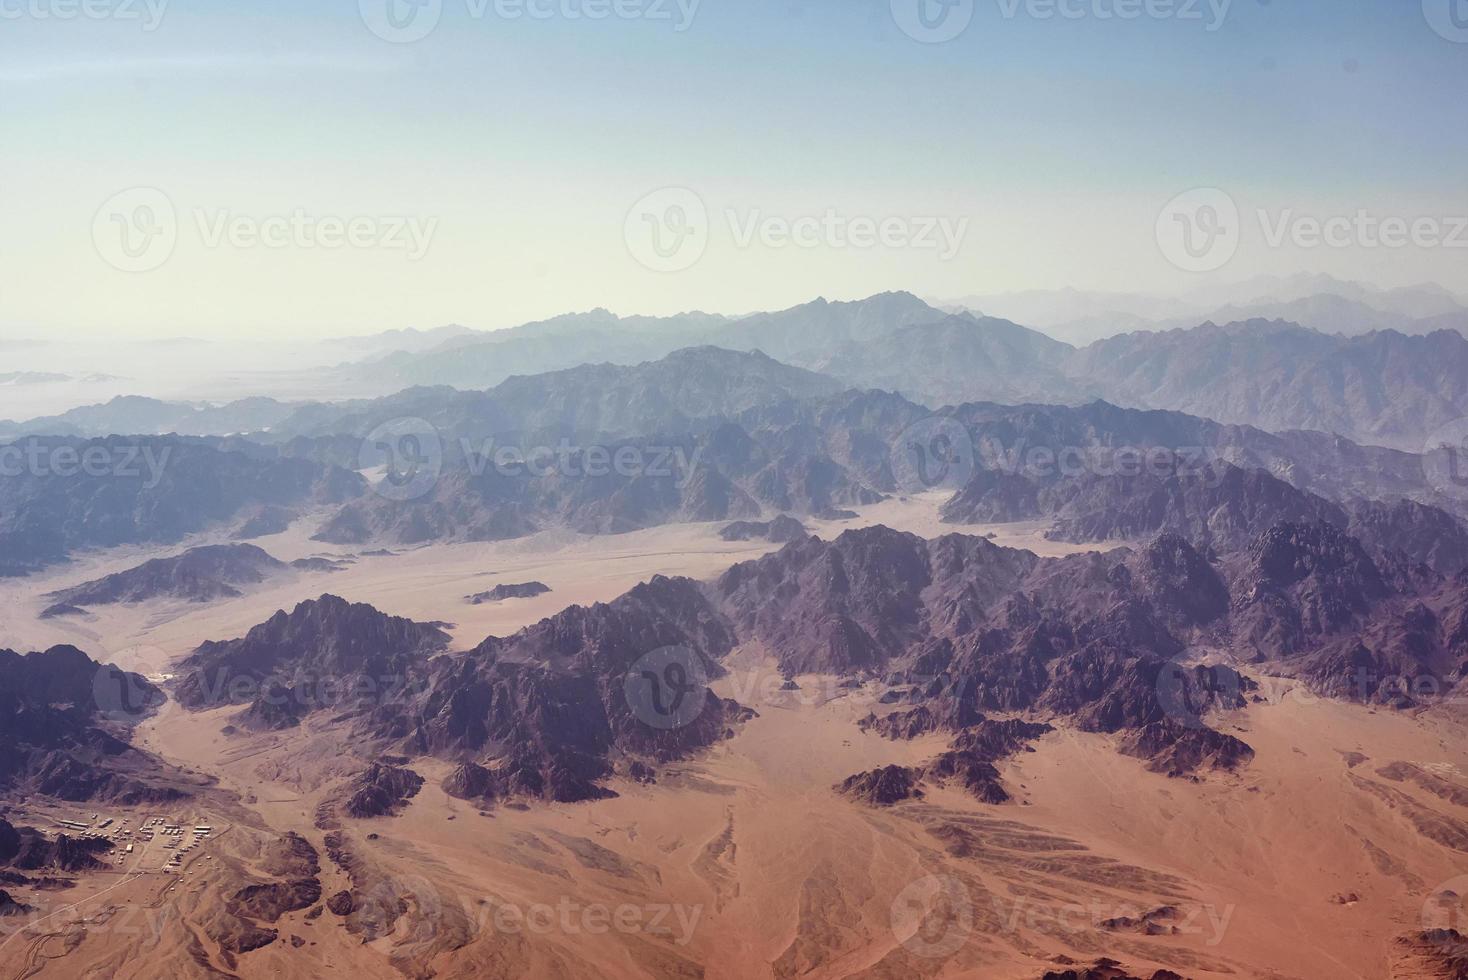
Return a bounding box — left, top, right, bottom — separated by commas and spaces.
46, 812, 218, 871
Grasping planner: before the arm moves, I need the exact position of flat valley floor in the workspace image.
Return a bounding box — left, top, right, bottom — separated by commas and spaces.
4, 496, 1468, 979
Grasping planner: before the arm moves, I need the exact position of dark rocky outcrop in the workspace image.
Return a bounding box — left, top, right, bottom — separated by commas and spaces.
42, 544, 288, 612
465, 581, 551, 605
1230, 521, 1389, 660
341, 764, 424, 819
0, 889, 33, 916
213, 833, 323, 956
173, 595, 450, 730
0, 646, 190, 804
0, 816, 110, 873
234, 504, 298, 540
397, 576, 754, 804
719, 515, 809, 543
1040, 958, 1187, 980
836, 766, 923, 806
854, 716, 1053, 804
0, 435, 362, 576
442, 763, 495, 803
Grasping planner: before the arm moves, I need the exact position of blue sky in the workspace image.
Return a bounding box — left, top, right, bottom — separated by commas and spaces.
2, 0, 1466, 337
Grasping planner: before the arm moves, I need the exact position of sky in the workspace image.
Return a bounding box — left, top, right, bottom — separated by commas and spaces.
1, 0, 1467, 339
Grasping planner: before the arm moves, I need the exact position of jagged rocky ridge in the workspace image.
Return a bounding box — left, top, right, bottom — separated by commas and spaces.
0, 646, 193, 804
466, 581, 551, 604
173, 514, 1467, 809
0, 435, 362, 576
245, 346, 1468, 551
41, 543, 290, 616
719, 514, 809, 543
172, 595, 452, 731
940, 440, 1468, 575
0, 815, 111, 874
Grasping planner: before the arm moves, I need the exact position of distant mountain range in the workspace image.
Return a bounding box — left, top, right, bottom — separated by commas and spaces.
944, 273, 1468, 345
0, 437, 363, 576
162, 512, 1468, 810
10, 284, 1468, 451
4, 344, 1467, 575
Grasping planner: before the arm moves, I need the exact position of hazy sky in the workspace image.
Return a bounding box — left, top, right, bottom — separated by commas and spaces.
2, 0, 1467, 339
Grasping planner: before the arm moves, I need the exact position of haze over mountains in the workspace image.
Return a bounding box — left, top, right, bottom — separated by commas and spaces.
9, 279, 1468, 452
6, 279, 1468, 979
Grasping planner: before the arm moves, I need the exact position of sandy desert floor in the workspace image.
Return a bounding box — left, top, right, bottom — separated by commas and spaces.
4, 499, 1468, 979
